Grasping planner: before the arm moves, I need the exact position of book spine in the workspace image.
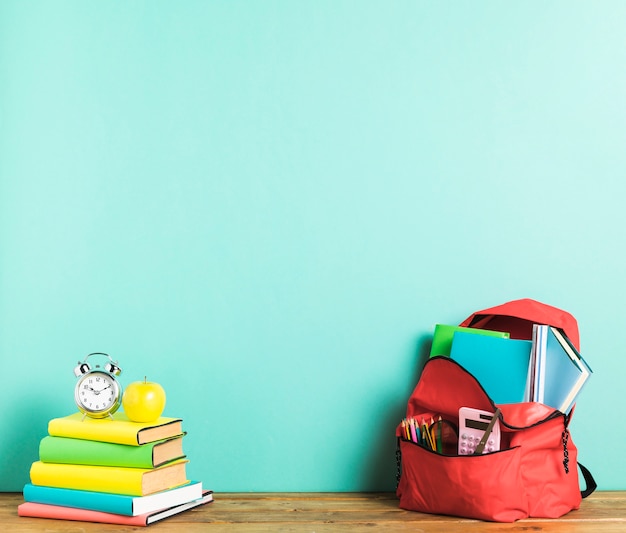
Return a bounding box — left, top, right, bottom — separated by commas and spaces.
23, 483, 132, 515
30, 461, 146, 496
47, 418, 142, 446
18, 502, 146, 526
47, 414, 182, 446
39, 436, 154, 468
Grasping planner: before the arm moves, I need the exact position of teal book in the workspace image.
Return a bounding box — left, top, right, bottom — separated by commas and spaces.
449, 331, 532, 404
22, 481, 203, 517
430, 324, 510, 357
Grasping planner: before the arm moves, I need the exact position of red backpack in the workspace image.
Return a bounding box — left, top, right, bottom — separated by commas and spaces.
459, 298, 580, 350
396, 299, 596, 522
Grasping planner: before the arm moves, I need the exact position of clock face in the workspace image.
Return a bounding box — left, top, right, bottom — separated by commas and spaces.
75, 371, 122, 418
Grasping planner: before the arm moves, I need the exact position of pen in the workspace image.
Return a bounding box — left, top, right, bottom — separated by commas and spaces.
473, 408, 501, 455
436, 416, 443, 453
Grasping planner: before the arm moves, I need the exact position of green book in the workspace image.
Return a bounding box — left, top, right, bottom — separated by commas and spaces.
430, 324, 510, 357
39, 435, 186, 469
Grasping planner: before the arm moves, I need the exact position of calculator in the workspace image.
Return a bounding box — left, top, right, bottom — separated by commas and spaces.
458, 407, 501, 455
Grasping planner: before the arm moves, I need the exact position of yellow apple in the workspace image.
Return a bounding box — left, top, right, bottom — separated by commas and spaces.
122, 377, 166, 422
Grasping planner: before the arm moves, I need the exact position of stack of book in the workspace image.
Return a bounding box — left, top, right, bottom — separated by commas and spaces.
18, 412, 212, 527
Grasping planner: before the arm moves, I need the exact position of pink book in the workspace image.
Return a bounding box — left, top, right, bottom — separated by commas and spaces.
18, 491, 212, 526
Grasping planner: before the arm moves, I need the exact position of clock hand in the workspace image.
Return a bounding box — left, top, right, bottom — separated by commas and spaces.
93, 384, 112, 395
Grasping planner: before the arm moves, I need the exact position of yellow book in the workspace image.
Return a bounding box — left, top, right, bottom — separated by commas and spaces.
48, 412, 183, 446
29, 460, 189, 496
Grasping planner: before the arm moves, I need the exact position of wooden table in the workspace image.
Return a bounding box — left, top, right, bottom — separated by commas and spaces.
3, 491, 626, 532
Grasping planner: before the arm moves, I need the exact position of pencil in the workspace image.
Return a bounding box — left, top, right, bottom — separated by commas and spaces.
409, 418, 418, 444
421, 418, 434, 450
430, 416, 437, 452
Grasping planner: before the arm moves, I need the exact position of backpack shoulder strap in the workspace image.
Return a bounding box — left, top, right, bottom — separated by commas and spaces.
578, 462, 597, 499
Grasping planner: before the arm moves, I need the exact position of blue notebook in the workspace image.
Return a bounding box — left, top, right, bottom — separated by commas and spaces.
536, 326, 592, 414
450, 331, 532, 404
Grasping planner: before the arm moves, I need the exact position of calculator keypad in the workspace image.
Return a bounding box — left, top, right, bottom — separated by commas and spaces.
459, 433, 497, 455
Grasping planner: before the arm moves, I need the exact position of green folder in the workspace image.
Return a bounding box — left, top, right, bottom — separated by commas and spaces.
430, 324, 510, 358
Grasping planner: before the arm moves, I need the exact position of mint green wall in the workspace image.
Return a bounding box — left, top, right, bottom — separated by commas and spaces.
1, 2, 624, 492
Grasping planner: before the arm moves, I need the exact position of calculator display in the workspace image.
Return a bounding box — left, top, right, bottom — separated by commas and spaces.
465, 418, 490, 431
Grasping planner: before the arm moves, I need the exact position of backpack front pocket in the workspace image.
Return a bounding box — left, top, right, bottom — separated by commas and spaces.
397, 440, 528, 522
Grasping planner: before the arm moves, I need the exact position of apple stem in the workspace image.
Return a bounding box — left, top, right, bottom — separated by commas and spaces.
144, 376, 147, 383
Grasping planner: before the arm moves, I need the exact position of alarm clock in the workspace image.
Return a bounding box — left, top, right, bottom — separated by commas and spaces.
74, 353, 123, 419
